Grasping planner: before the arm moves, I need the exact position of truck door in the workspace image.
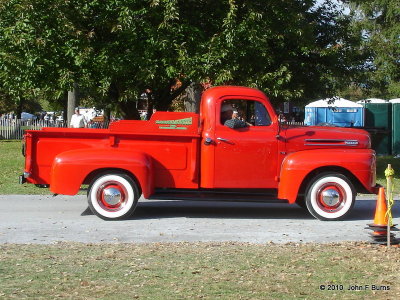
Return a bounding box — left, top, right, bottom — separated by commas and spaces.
212, 99, 279, 188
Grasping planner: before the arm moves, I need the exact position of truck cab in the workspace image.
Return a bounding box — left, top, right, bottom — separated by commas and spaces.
200, 86, 280, 189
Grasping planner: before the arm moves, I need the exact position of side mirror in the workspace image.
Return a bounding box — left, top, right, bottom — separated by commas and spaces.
278, 114, 286, 123
274, 114, 282, 139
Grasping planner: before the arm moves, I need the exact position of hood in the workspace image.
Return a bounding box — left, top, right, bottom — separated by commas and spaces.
282, 125, 371, 153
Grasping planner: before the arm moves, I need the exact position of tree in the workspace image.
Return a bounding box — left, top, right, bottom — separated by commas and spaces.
346, 0, 400, 98
0, 0, 80, 116
0, 0, 358, 118
209, 0, 367, 104
0, 90, 14, 115
0, 86, 42, 116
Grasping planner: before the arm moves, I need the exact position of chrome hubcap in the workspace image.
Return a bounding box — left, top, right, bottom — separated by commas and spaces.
103, 187, 122, 206
321, 188, 340, 207
317, 183, 346, 212
97, 181, 127, 211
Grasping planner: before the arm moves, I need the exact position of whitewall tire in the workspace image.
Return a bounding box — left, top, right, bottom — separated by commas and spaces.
88, 173, 139, 220
305, 172, 355, 221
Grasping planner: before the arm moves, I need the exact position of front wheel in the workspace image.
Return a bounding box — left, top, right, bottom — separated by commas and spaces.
88, 173, 140, 220
305, 172, 355, 221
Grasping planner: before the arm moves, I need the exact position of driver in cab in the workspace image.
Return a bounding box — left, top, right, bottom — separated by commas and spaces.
221, 104, 251, 129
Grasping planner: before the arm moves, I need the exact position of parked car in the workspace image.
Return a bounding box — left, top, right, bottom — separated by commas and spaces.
21, 112, 37, 121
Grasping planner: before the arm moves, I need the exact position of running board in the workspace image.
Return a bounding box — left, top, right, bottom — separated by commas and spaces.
148, 189, 288, 203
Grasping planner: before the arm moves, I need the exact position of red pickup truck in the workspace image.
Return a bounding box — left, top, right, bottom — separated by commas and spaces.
20, 86, 377, 221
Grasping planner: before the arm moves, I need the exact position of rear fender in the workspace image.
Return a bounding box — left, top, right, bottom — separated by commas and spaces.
278, 149, 376, 203
50, 148, 153, 197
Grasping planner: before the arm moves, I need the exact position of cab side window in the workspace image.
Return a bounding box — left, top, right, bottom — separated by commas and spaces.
220, 99, 271, 128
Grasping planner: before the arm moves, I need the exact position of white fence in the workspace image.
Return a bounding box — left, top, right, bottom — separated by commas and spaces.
0, 119, 110, 140
0, 119, 66, 140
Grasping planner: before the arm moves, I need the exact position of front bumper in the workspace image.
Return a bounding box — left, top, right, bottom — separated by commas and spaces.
372, 184, 382, 194
19, 174, 26, 184
19, 172, 31, 184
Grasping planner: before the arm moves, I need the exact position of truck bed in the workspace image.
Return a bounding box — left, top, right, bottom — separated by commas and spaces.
23, 112, 201, 190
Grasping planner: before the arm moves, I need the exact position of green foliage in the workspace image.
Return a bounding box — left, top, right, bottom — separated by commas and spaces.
0, 0, 360, 116
203, 0, 362, 104
347, 0, 400, 98
0, 92, 14, 114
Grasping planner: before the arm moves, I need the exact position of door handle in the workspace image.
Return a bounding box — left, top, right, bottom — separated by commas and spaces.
216, 137, 234, 144
217, 137, 230, 142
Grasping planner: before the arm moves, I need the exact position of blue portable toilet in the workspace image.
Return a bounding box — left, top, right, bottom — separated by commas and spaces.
304, 97, 364, 127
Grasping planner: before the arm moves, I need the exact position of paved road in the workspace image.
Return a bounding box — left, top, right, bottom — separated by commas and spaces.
0, 195, 399, 244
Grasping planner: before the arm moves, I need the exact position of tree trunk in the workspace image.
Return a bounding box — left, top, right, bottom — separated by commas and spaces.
104, 108, 111, 122
154, 80, 191, 112
16, 98, 24, 119
145, 90, 154, 120
67, 82, 78, 126
62, 92, 68, 127
109, 82, 140, 120
184, 82, 203, 113
118, 101, 141, 120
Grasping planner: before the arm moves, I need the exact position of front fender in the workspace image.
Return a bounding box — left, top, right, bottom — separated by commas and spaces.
50, 148, 153, 197
278, 149, 376, 203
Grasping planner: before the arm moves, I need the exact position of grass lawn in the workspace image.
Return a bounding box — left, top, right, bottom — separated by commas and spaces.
375, 156, 400, 193
1, 140, 399, 195
0, 140, 49, 194
0, 242, 399, 299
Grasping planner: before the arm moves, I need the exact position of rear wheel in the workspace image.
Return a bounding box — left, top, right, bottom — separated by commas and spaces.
88, 173, 140, 220
305, 172, 355, 221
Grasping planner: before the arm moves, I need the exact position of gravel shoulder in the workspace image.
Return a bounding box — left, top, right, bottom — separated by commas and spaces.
0, 194, 399, 244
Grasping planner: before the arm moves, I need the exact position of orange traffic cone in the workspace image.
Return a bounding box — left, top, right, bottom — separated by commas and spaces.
366, 187, 400, 245
373, 187, 388, 226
